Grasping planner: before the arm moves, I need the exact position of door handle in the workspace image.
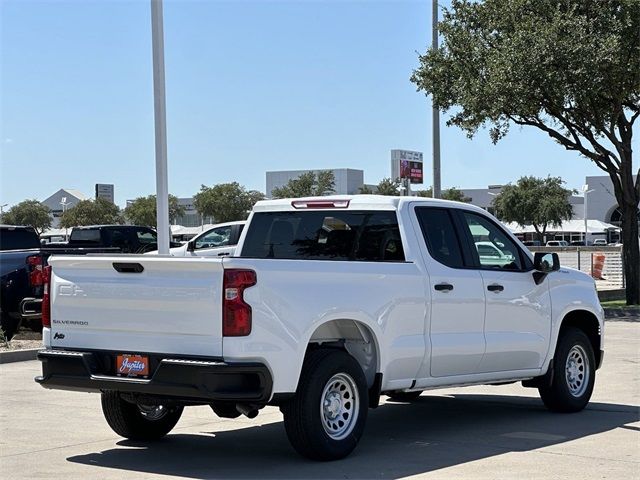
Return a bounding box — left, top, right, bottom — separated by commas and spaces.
487, 284, 504, 292
217, 252, 230, 256
434, 283, 454, 292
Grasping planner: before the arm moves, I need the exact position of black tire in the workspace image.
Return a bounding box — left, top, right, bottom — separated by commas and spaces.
282, 349, 368, 461
0, 312, 19, 341
101, 391, 183, 440
28, 318, 43, 333
539, 327, 595, 413
386, 390, 423, 402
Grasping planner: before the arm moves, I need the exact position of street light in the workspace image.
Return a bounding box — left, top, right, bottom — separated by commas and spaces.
60, 197, 69, 241
431, 0, 441, 199
582, 185, 595, 245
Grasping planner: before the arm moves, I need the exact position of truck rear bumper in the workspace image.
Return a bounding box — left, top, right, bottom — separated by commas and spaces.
35, 349, 272, 404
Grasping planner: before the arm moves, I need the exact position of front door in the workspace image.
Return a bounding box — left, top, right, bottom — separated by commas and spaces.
457, 211, 552, 373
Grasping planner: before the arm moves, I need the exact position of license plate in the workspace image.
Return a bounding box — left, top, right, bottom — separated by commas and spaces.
116, 354, 149, 377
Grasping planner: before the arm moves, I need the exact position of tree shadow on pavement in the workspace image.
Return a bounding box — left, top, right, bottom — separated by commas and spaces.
67, 394, 639, 479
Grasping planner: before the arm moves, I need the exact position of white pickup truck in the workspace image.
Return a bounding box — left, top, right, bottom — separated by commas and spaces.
36, 196, 604, 460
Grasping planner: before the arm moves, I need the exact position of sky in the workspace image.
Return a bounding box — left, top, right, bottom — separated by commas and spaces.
0, 0, 624, 209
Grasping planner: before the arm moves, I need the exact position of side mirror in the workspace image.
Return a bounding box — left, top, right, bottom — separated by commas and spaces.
187, 240, 196, 252
533, 252, 560, 284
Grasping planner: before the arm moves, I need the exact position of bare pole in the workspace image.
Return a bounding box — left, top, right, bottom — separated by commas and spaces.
151, 0, 170, 254
431, 0, 441, 199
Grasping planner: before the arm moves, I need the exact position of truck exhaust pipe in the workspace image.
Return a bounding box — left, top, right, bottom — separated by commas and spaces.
235, 403, 259, 419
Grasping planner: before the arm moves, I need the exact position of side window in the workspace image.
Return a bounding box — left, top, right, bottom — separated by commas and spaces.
461, 212, 524, 271
195, 226, 232, 249
110, 230, 131, 252
135, 230, 157, 245
415, 208, 465, 268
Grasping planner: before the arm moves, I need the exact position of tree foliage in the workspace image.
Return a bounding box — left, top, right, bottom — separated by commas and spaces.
193, 183, 264, 223
123, 195, 185, 227
1, 200, 51, 234
59, 198, 122, 228
411, 0, 640, 303
375, 178, 402, 196
415, 186, 470, 202
271, 171, 335, 198
492, 176, 574, 241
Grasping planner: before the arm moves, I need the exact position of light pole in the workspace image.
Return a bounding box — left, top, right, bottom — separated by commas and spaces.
151, 0, 170, 254
60, 197, 69, 241
582, 185, 595, 245
431, 0, 441, 199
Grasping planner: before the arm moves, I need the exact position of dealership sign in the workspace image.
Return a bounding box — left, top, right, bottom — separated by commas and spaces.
391, 150, 423, 184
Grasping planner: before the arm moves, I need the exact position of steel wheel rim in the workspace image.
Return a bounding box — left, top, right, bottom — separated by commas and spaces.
320, 372, 359, 441
138, 404, 168, 421
565, 345, 590, 397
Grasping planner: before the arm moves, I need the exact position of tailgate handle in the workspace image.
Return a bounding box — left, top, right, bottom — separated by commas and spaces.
112, 262, 144, 274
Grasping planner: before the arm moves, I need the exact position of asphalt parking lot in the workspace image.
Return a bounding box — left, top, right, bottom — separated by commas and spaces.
1, 321, 638, 480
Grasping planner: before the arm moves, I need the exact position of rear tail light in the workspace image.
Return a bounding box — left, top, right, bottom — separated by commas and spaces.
223, 269, 256, 337
27, 255, 44, 286
42, 266, 52, 328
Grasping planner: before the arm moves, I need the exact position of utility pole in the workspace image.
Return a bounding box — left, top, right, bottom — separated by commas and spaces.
431, 0, 441, 199
151, 0, 170, 254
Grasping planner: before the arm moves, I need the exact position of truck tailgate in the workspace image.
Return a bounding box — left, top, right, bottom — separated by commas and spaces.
48, 255, 224, 357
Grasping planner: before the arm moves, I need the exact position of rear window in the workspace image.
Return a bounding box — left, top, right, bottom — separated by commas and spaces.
241, 211, 405, 262
70, 229, 101, 243
0, 228, 40, 250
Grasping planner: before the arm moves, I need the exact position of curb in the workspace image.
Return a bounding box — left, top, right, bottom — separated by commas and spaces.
604, 307, 640, 318
0, 348, 39, 364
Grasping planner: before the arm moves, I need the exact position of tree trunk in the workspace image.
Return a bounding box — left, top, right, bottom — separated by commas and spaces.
620, 201, 639, 305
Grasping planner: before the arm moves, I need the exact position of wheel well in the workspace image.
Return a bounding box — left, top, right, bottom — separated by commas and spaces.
307, 319, 379, 388
560, 310, 602, 367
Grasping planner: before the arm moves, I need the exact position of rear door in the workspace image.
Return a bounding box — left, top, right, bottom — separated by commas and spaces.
49, 255, 225, 357
412, 207, 486, 378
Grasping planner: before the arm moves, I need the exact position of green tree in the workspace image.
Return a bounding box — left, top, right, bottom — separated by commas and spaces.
492, 176, 575, 242
416, 188, 433, 198
411, 0, 640, 303
375, 178, 402, 196
442, 187, 471, 203
123, 195, 185, 227
59, 198, 122, 228
193, 183, 264, 223
0, 200, 51, 234
358, 185, 374, 194
271, 171, 335, 198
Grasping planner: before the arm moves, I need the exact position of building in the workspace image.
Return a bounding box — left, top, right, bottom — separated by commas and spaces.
41, 189, 88, 228
173, 197, 213, 227
266, 169, 364, 198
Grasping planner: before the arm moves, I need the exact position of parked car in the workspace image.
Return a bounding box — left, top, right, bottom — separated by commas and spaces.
0, 226, 46, 338
546, 240, 569, 247
522, 240, 541, 247
45, 225, 182, 254
147, 221, 246, 257
35, 196, 604, 460
570, 241, 586, 246
592, 239, 608, 246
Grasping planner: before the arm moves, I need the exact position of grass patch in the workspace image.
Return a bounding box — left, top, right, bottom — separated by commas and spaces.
601, 300, 639, 308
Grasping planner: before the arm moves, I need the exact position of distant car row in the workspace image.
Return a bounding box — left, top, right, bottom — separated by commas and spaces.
522, 239, 618, 247
0, 222, 246, 339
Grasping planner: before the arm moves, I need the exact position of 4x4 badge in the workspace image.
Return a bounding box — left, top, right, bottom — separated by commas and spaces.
53, 333, 65, 340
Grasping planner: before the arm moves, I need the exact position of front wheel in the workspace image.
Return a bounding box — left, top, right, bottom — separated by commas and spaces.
101, 392, 183, 440
282, 349, 368, 461
538, 327, 595, 413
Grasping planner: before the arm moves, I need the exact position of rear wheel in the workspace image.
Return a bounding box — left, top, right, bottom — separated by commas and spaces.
101, 391, 183, 440
282, 349, 368, 461
538, 327, 595, 413
386, 390, 423, 402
